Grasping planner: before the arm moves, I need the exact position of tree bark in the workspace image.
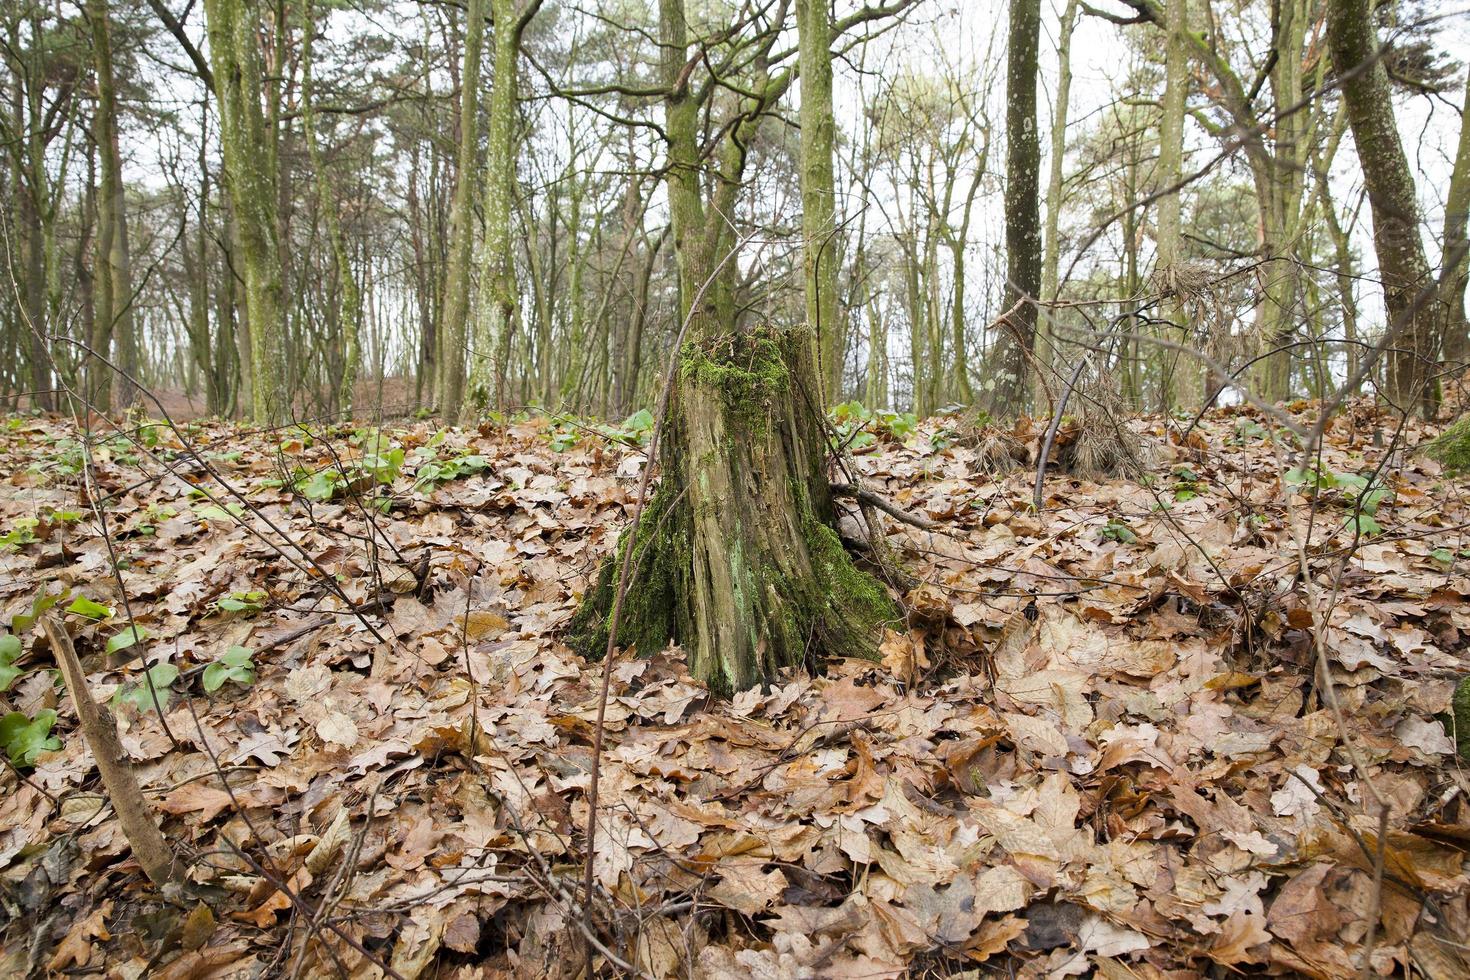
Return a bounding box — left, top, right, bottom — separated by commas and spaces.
1037, 0, 1078, 407
203, 0, 288, 423
465, 0, 540, 417
1441, 69, 1470, 368
302, 0, 361, 415
994, 0, 1041, 417
1327, 0, 1438, 414
798, 0, 843, 402
437, 0, 485, 414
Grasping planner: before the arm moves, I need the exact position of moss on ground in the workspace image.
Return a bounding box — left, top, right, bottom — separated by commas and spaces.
1425, 416, 1470, 473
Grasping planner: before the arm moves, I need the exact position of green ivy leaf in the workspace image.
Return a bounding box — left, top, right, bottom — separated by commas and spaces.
0, 709, 62, 767
12, 590, 66, 632
111, 663, 180, 712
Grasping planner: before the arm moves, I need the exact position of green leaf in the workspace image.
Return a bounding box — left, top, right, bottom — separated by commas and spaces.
12, 590, 66, 632
66, 595, 114, 620
1345, 513, 1382, 537
0, 709, 62, 767
203, 646, 256, 693
0, 634, 22, 692
111, 663, 180, 712
106, 625, 148, 655
1430, 547, 1454, 566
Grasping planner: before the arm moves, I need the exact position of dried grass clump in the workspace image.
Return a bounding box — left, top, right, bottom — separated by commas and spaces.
972, 428, 1030, 475
1055, 371, 1150, 480
955, 408, 1030, 476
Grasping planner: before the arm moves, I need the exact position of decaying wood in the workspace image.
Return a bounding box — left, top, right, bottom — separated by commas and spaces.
41, 614, 180, 891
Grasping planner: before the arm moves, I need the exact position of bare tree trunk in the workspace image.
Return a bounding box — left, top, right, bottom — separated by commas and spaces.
798, 0, 843, 402
203, 0, 287, 423
437, 0, 484, 413
994, 0, 1041, 417
1327, 0, 1439, 414
302, 0, 361, 416
1037, 0, 1078, 406
1442, 69, 1470, 368
465, 0, 541, 417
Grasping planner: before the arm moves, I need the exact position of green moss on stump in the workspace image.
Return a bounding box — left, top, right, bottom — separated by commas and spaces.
566, 482, 688, 660
1451, 676, 1470, 760
678, 330, 791, 435
1425, 416, 1470, 473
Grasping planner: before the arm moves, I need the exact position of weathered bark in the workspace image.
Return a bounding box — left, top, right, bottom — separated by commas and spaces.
437, 0, 485, 414
302, 0, 361, 415
1327, 0, 1438, 414
464, 0, 541, 418
1154, 0, 1194, 409
89, 0, 137, 411
569, 330, 896, 694
1442, 69, 1470, 367
798, 0, 843, 401
994, 0, 1041, 417
42, 616, 178, 890
203, 0, 287, 423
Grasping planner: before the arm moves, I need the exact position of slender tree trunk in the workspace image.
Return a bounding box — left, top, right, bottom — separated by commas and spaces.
203, 0, 287, 423
1441, 69, 1470, 367
1155, 0, 1192, 409
1037, 0, 1078, 407
798, 0, 842, 401
1327, 0, 1438, 414
995, 0, 1041, 417
437, 0, 484, 413
91, 0, 138, 411
302, 0, 361, 416
465, 0, 540, 417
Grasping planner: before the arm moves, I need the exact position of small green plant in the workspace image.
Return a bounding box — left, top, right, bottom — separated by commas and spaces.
411, 432, 493, 490
214, 590, 266, 615
1172, 466, 1204, 502
0, 517, 39, 550
0, 633, 23, 691
106, 625, 148, 656
1232, 419, 1268, 443
66, 594, 114, 621
1284, 465, 1389, 537
12, 589, 67, 632
0, 709, 61, 766
111, 663, 179, 713
194, 501, 246, 523
1100, 518, 1138, 544
203, 646, 256, 692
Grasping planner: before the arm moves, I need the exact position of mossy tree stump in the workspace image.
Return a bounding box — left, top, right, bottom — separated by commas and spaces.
569, 327, 897, 695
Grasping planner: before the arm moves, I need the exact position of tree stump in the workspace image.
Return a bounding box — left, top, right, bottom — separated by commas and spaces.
569, 327, 897, 694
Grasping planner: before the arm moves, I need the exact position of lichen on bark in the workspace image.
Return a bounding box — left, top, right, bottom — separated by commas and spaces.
569, 326, 898, 695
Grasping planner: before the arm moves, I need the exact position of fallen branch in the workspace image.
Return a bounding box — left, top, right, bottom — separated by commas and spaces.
42, 614, 181, 892
830, 482, 937, 530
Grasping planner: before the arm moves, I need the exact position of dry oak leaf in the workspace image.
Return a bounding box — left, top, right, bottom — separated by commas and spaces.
48, 901, 112, 972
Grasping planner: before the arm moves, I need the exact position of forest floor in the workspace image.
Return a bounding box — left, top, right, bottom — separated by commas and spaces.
1, 397, 1468, 978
